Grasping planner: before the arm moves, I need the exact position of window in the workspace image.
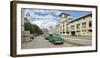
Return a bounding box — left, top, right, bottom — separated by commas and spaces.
89, 21, 92, 27
66, 27, 69, 31
63, 32, 65, 33
88, 30, 92, 32
76, 24, 80, 29
82, 22, 86, 28
71, 25, 75, 30
66, 32, 69, 34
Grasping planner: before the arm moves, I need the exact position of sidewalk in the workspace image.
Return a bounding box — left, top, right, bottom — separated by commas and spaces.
62, 35, 92, 40
63, 36, 92, 46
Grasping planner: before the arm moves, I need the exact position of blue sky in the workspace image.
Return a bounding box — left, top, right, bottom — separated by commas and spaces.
22, 8, 92, 29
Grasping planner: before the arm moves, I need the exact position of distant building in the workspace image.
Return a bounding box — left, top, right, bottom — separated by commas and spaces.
49, 26, 59, 34
41, 28, 48, 34
58, 13, 92, 36
41, 28, 49, 37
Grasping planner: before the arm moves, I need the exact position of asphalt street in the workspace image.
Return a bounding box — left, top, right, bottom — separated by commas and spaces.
21, 35, 92, 49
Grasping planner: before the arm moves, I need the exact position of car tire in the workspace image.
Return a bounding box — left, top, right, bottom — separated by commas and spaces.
52, 40, 55, 44
49, 40, 51, 42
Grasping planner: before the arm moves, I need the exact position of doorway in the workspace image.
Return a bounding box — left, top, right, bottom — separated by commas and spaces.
71, 31, 75, 36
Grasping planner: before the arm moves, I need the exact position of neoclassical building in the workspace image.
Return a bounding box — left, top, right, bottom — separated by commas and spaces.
56, 13, 92, 36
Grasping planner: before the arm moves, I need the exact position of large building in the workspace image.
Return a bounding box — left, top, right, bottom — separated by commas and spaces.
58, 13, 92, 36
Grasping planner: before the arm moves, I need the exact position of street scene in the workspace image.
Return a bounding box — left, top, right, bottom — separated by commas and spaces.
21, 8, 92, 49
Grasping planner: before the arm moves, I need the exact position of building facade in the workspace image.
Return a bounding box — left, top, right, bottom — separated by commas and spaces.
58, 13, 92, 36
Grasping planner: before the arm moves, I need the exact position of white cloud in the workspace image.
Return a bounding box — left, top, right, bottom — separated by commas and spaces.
32, 20, 43, 27
50, 10, 62, 16
28, 9, 62, 16
31, 14, 58, 30
22, 8, 61, 30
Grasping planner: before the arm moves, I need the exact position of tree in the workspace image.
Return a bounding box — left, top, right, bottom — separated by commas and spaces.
24, 22, 34, 34
31, 24, 43, 35
24, 18, 43, 35
24, 18, 34, 34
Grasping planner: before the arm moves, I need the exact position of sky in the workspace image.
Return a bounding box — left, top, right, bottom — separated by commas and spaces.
22, 8, 92, 29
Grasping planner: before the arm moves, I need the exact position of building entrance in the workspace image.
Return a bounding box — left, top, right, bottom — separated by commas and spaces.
71, 31, 75, 36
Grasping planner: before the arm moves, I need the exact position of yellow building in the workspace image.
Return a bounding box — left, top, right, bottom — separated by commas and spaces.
59, 13, 72, 35
59, 13, 92, 36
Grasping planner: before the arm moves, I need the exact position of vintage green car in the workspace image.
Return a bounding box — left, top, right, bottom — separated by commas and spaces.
45, 33, 64, 44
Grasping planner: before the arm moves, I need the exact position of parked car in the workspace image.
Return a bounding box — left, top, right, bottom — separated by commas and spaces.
46, 33, 64, 44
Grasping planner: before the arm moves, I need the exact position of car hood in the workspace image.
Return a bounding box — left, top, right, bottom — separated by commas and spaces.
52, 37, 63, 40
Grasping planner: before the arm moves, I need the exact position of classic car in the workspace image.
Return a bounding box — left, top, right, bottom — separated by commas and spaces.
46, 33, 64, 44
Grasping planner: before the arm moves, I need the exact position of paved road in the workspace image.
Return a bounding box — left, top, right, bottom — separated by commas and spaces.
21, 35, 79, 49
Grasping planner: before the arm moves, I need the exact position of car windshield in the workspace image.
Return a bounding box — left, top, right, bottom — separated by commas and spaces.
52, 34, 60, 37
53, 34, 59, 36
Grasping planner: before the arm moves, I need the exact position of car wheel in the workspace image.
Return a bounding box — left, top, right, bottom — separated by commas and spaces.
49, 40, 51, 42
52, 40, 55, 44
